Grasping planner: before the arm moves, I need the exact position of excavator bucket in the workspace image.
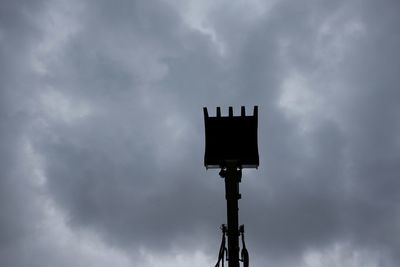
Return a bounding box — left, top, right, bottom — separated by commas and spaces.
203, 106, 259, 169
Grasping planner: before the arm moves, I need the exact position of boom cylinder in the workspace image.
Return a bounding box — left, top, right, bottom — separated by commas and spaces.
221, 162, 241, 267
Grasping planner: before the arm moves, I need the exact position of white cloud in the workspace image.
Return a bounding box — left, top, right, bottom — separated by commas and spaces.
139, 247, 213, 267
40, 88, 92, 123
302, 242, 389, 267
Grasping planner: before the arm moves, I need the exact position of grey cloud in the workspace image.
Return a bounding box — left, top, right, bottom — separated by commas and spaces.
1, 0, 400, 266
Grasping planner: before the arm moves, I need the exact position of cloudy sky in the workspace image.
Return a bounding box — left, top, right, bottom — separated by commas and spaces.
1, 0, 400, 266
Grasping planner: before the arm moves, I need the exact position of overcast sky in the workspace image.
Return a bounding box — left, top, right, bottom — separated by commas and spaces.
1, 0, 400, 266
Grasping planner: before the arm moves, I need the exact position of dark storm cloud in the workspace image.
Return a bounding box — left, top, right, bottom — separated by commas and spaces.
0, 0, 48, 265
32, 0, 218, 249
1, 0, 400, 266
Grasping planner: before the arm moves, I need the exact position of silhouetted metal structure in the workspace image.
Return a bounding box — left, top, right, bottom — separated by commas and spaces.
203, 106, 259, 267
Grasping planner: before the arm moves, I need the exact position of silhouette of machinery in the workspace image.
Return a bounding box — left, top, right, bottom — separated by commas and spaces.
203, 106, 259, 267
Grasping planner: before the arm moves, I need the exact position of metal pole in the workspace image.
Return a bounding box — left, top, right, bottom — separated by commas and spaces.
222, 161, 241, 267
